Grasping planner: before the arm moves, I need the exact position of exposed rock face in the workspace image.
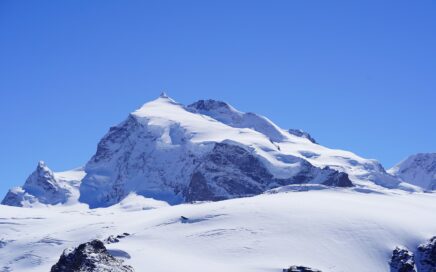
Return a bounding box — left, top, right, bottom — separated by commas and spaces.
417, 237, 436, 271
1, 161, 82, 207
283, 266, 322, 272
320, 168, 354, 187
183, 142, 353, 202
183, 142, 273, 202
288, 129, 317, 144
1, 188, 27, 207
390, 247, 417, 272
50, 240, 134, 272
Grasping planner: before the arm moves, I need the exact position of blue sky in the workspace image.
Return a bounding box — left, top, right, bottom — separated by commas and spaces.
0, 0, 435, 195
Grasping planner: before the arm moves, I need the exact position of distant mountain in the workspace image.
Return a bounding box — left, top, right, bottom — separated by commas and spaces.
1, 161, 84, 207
2, 94, 422, 208
389, 153, 436, 190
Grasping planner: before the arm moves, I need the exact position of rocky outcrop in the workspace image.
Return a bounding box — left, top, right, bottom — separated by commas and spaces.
320, 168, 354, 187
104, 233, 130, 244
1, 188, 28, 207
183, 142, 353, 202
390, 237, 436, 272
283, 266, 322, 272
390, 247, 417, 272
288, 129, 317, 144
183, 142, 273, 202
50, 240, 134, 272
417, 237, 436, 271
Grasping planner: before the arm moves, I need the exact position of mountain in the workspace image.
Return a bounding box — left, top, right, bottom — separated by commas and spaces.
1, 94, 420, 208
1, 161, 85, 207
389, 153, 436, 191
76, 94, 417, 208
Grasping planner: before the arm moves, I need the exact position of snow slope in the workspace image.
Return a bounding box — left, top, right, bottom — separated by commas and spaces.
389, 153, 436, 191
1, 190, 436, 272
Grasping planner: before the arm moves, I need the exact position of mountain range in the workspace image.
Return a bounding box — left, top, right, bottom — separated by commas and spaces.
2, 93, 435, 208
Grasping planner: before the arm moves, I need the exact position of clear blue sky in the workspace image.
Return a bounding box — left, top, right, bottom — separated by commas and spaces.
0, 0, 435, 195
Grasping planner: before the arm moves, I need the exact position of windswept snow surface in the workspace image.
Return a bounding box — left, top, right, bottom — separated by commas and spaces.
1, 190, 436, 272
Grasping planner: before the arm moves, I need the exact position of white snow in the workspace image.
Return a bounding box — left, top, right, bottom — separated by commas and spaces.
133, 96, 418, 190
1, 190, 436, 272
389, 153, 436, 190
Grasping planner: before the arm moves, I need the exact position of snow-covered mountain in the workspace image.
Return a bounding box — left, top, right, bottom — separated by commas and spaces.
1, 94, 421, 208
76, 93, 421, 208
1, 161, 85, 207
389, 153, 436, 191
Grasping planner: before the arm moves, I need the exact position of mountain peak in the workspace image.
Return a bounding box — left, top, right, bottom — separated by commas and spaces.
389, 153, 436, 190
154, 92, 176, 103
159, 91, 169, 98
37, 160, 48, 170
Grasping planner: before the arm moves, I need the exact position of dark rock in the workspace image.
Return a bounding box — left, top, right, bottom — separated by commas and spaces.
390, 247, 416, 272
321, 168, 354, 187
183, 143, 270, 202
184, 142, 354, 202
104, 233, 130, 244
288, 129, 317, 144
104, 235, 120, 244
1, 190, 24, 207
0, 239, 7, 248
283, 265, 322, 272
417, 236, 436, 271
50, 240, 134, 272
187, 99, 232, 112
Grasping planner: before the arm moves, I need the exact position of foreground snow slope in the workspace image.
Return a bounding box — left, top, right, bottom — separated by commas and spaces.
1, 190, 436, 272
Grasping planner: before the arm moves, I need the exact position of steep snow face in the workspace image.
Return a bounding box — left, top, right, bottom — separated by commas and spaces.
389, 153, 436, 190
1, 162, 85, 207
78, 95, 415, 208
